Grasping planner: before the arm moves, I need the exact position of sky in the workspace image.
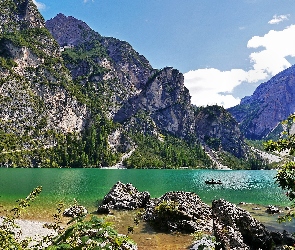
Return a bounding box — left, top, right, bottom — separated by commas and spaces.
34, 0, 295, 109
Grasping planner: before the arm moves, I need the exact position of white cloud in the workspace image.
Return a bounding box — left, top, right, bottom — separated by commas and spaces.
32, 0, 46, 10
83, 0, 94, 2
184, 69, 244, 108
247, 25, 295, 75
268, 14, 290, 25
184, 24, 295, 108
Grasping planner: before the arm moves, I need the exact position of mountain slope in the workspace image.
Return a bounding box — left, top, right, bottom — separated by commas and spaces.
46, 14, 250, 167
0, 0, 88, 166
0, 2, 254, 169
228, 65, 295, 140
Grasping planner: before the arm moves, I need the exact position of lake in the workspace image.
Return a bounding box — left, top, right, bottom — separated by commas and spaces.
0, 168, 290, 207
0, 168, 294, 232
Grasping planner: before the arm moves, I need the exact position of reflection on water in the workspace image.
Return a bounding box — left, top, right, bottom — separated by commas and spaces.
53, 170, 84, 197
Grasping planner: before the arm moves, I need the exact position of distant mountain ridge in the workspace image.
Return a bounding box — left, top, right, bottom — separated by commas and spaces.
228, 65, 295, 140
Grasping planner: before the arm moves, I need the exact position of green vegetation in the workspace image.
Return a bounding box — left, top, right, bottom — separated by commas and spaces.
0, 57, 17, 70
246, 139, 266, 151
0, 186, 42, 250
0, 115, 120, 168
154, 201, 180, 220
264, 114, 295, 223
124, 133, 211, 169
217, 151, 270, 170
0, 27, 58, 59
62, 40, 108, 64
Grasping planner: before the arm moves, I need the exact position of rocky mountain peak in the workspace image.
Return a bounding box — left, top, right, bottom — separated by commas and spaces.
46, 13, 99, 47
228, 64, 295, 139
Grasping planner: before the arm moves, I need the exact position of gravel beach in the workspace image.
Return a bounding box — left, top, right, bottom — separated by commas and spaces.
0, 217, 56, 243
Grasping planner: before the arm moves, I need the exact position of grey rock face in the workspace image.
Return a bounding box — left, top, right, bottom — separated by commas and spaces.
0, 1, 87, 164
98, 181, 150, 211
63, 205, 88, 218
195, 105, 247, 158
46, 14, 248, 161
46, 13, 96, 47
212, 199, 273, 250
143, 191, 212, 233
114, 67, 194, 138
0, 0, 45, 33
228, 65, 295, 140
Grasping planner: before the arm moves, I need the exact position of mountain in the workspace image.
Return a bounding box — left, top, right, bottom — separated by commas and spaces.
228, 65, 295, 140
0, 1, 254, 169
0, 0, 87, 167
46, 14, 252, 167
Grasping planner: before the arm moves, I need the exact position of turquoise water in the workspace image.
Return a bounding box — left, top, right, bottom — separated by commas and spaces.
0, 169, 290, 209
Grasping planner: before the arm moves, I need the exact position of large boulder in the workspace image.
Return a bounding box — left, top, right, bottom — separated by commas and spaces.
143, 191, 212, 233
212, 199, 274, 250
63, 205, 88, 218
97, 181, 150, 212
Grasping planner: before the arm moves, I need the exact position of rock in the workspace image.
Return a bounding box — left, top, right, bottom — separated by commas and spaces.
190, 237, 216, 250
212, 199, 274, 250
271, 231, 283, 245
270, 230, 295, 249
63, 205, 88, 217
143, 191, 212, 233
0, 1, 251, 170
228, 65, 295, 140
266, 205, 281, 214
97, 204, 111, 214
252, 207, 261, 210
99, 181, 150, 210
283, 230, 295, 246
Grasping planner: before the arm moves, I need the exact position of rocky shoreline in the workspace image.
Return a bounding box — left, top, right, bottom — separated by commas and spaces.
2, 181, 295, 249
98, 181, 295, 250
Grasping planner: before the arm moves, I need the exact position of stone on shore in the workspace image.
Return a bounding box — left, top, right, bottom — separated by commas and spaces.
212, 199, 273, 250
266, 205, 281, 214
63, 205, 88, 217
97, 181, 150, 212
97, 182, 295, 249
143, 191, 212, 233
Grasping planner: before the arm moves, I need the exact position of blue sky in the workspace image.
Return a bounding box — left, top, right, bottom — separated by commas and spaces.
34, 0, 295, 108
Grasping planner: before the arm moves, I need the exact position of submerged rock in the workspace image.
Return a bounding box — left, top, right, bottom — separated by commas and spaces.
143, 191, 212, 233
97, 181, 150, 212
266, 205, 281, 214
212, 199, 273, 250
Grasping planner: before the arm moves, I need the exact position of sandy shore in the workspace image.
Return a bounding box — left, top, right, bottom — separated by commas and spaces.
0, 217, 56, 242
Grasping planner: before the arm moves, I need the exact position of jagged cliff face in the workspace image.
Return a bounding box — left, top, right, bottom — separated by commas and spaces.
46, 14, 153, 119
228, 65, 295, 140
114, 67, 194, 137
0, 1, 87, 152
0, 3, 249, 167
46, 14, 247, 160
195, 106, 246, 158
